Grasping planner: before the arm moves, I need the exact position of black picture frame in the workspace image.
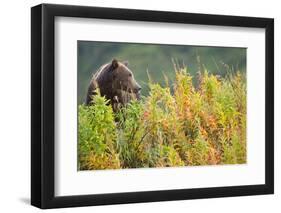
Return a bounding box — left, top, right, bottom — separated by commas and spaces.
31, 3, 274, 209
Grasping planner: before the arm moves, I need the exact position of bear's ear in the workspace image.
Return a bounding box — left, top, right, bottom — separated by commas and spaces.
123, 60, 129, 67
111, 59, 119, 70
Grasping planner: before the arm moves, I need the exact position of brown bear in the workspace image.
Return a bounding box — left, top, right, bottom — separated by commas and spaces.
85, 59, 141, 111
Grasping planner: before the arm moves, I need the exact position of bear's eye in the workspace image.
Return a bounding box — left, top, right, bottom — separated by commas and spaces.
128, 73, 132, 77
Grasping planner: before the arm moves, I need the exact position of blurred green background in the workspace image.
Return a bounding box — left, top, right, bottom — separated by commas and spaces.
78, 41, 246, 104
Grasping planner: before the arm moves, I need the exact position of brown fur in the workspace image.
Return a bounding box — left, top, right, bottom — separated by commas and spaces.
85, 59, 141, 111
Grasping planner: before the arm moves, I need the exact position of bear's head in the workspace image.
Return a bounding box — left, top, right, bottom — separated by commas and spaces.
110, 59, 141, 100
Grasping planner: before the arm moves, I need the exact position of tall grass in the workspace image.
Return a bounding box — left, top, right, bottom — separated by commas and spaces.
78, 66, 246, 170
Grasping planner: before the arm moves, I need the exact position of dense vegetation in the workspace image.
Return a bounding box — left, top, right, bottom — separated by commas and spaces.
78, 65, 246, 170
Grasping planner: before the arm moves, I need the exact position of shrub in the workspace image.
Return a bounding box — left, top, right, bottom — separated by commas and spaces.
78, 66, 246, 170
78, 94, 120, 170
115, 100, 146, 168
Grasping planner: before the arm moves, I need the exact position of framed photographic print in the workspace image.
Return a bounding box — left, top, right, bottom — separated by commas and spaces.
31, 3, 274, 209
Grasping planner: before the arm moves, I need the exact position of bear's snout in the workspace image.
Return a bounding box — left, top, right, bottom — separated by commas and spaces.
133, 84, 141, 93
